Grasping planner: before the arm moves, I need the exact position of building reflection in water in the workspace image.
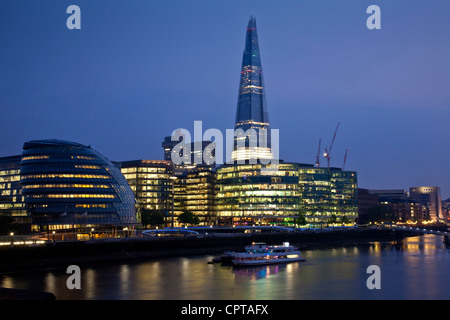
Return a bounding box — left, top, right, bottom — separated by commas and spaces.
1, 235, 449, 300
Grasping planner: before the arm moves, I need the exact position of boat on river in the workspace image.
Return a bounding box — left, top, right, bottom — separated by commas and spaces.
231, 242, 305, 266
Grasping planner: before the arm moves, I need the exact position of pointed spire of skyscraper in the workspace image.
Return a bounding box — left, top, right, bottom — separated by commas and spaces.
232, 17, 272, 163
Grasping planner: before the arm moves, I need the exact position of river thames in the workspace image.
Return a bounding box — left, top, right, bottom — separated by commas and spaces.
1, 234, 450, 300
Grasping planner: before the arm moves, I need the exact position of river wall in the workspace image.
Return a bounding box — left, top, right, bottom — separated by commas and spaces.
0, 228, 416, 274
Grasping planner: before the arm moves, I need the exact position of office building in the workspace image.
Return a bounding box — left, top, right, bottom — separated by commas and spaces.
162, 133, 215, 172
369, 189, 409, 202
409, 186, 442, 221
357, 188, 379, 222
119, 160, 173, 225
232, 17, 272, 162
0, 155, 29, 226
298, 166, 358, 225
175, 166, 217, 226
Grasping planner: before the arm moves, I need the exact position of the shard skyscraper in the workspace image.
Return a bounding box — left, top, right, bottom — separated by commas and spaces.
231, 17, 273, 163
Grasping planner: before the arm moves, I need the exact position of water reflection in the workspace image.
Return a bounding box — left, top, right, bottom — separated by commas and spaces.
233, 264, 283, 280
1, 235, 450, 299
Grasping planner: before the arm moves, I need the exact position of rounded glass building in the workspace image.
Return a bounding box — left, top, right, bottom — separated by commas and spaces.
20, 139, 137, 230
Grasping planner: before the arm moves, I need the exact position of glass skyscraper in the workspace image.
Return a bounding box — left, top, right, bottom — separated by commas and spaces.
232, 17, 272, 162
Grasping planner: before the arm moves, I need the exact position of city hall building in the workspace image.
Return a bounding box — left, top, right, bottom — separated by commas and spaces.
20, 139, 137, 234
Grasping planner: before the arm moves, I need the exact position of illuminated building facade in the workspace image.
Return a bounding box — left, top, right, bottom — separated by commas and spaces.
162, 134, 215, 173
119, 160, 173, 222
215, 18, 359, 226
409, 186, 442, 221
20, 139, 137, 230
216, 163, 358, 226
174, 166, 217, 226
216, 163, 300, 225
298, 166, 358, 225
0, 155, 29, 225
232, 16, 272, 162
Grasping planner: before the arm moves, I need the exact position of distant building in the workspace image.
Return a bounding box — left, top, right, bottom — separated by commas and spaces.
386, 200, 428, 222
442, 198, 450, 221
409, 186, 442, 221
357, 188, 378, 222
369, 189, 409, 202
364, 188, 429, 223
162, 134, 215, 172
231, 16, 272, 163
0, 155, 29, 226
20, 139, 137, 233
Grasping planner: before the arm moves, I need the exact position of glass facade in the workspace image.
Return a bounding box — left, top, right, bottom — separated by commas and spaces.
20, 139, 137, 229
175, 166, 217, 226
162, 134, 215, 172
232, 16, 272, 162
216, 163, 300, 225
119, 160, 173, 221
409, 186, 442, 221
216, 163, 358, 226
298, 167, 358, 225
0, 155, 29, 224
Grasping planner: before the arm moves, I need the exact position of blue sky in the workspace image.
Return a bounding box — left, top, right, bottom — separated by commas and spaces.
1, 0, 449, 198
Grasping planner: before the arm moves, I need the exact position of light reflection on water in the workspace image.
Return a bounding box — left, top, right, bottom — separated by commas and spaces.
1, 235, 450, 300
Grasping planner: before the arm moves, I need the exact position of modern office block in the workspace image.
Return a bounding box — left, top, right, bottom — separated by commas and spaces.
162, 134, 215, 171
216, 162, 300, 225
298, 166, 358, 225
409, 186, 442, 221
0, 155, 29, 225
119, 160, 173, 223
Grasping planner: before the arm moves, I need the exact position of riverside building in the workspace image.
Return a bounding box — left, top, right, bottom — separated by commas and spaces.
231, 17, 272, 162
175, 166, 217, 226
0, 155, 29, 226
119, 159, 173, 226
20, 139, 137, 235
216, 163, 358, 226
298, 166, 358, 226
409, 186, 442, 221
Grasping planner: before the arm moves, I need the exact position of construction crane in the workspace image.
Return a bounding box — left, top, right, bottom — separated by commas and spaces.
315, 138, 321, 167
323, 122, 340, 168
343, 148, 348, 170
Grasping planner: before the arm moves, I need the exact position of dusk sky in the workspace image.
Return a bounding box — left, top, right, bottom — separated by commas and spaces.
1, 0, 449, 198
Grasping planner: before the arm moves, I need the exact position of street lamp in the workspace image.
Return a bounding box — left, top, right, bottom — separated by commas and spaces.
9, 232, 14, 245
170, 176, 178, 229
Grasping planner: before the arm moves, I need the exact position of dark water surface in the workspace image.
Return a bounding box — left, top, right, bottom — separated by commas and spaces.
2, 235, 450, 300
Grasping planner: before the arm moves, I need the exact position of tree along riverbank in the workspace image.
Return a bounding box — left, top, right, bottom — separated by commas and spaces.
0, 228, 419, 274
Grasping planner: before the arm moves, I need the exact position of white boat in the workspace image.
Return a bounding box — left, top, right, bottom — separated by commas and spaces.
231, 242, 305, 266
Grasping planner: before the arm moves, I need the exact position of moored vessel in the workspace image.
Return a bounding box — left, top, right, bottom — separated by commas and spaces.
231, 242, 305, 266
